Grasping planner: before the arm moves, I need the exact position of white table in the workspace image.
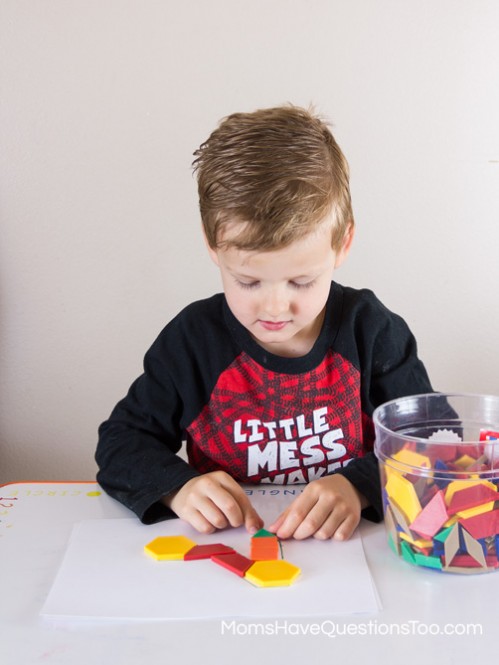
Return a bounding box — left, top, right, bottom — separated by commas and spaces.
1, 482, 495, 663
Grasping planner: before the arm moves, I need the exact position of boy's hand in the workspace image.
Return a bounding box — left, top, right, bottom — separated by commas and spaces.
162, 471, 264, 535
268, 474, 368, 541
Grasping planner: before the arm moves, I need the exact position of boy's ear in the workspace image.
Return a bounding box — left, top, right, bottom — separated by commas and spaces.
334, 222, 355, 269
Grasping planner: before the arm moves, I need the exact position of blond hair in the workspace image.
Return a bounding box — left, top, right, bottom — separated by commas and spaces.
193, 105, 353, 251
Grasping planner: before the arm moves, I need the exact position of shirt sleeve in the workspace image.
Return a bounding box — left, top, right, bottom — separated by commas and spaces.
336, 452, 383, 522
334, 290, 433, 521
95, 333, 201, 524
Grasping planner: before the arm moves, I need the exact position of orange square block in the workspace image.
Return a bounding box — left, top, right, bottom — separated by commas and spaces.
250, 529, 279, 561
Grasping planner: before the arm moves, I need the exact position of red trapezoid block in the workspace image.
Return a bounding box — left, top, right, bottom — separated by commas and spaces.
211, 551, 254, 577
184, 544, 235, 560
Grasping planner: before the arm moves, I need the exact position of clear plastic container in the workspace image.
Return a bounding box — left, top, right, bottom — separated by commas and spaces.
373, 393, 499, 573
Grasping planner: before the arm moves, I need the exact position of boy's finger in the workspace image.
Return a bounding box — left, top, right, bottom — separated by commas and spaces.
331, 513, 359, 541
217, 476, 263, 531
269, 506, 308, 540
290, 503, 331, 540
223, 486, 263, 533
237, 492, 264, 533
200, 485, 246, 528
195, 495, 233, 530
267, 509, 288, 534
183, 507, 218, 534
242, 504, 264, 534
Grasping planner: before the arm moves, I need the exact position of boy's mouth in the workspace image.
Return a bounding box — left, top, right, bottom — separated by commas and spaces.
258, 320, 289, 331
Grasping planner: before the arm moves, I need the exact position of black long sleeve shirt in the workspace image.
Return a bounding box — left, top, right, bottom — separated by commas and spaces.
96, 282, 432, 524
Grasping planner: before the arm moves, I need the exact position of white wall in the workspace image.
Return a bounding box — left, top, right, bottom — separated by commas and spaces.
1, 0, 498, 483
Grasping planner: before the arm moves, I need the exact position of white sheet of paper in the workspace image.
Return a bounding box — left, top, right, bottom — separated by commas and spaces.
41, 488, 380, 620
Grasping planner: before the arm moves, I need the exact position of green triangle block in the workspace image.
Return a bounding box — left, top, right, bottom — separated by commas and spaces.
400, 540, 416, 565
252, 528, 276, 538
414, 553, 443, 570
434, 525, 455, 543
387, 533, 398, 555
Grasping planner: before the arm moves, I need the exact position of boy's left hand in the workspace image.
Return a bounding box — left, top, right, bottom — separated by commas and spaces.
268, 474, 368, 541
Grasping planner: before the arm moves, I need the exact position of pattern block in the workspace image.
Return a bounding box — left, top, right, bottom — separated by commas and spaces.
145, 529, 300, 588
144, 535, 197, 561
184, 544, 235, 560
250, 528, 279, 561
245, 560, 301, 587
211, 552, 253, 577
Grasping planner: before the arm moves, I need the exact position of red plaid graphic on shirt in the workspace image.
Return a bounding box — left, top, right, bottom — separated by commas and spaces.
186, 350, 373, 484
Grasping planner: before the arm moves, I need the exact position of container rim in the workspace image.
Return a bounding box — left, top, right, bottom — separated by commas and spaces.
372, 391, 499, 446
379, 455, 499, 480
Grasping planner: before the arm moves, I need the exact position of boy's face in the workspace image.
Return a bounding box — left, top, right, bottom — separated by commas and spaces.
207, 218, 353, 357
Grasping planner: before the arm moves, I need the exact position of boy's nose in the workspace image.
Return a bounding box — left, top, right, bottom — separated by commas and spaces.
262, 287, 289, 317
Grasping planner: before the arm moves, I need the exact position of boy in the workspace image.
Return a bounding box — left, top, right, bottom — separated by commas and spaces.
96, 105, 432, 541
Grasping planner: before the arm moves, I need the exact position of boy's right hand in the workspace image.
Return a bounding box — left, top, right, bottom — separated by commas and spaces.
162, 471, 263, 535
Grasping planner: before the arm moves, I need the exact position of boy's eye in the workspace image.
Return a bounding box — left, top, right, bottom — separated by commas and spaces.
236, 279, 316, 290
237, 280, 260, 290
290, 279, 316, 289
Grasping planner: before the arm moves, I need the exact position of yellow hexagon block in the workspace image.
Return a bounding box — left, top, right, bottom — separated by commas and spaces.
385, 472, 422, 523
399, 532, 433, 549
392, 449, 431, 469
385, 449, 431, 482
444, 479, 497, 507
245, 560, 301, 587
144, 535, 197, 560
454, 454, 477, 470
